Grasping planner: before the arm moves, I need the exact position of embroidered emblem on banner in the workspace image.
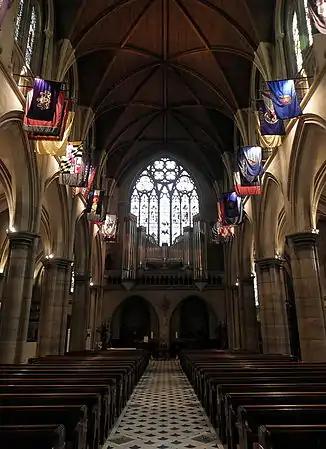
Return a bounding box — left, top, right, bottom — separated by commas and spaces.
280, 94, 291, 105
37, 90, 52, 110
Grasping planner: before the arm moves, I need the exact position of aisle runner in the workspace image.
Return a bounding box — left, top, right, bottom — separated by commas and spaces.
104, 360, 223, 449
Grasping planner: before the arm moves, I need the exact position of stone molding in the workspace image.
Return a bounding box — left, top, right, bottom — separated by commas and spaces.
8, 231, 39, 249
256, 258, 284, 271
240, 276, 255, 285
43, 258, 72, 270
74, 274, 91, 282
286, 232, 318, 248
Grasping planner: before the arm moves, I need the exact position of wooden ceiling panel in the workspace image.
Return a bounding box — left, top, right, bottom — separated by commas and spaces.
55, 0, 276, 181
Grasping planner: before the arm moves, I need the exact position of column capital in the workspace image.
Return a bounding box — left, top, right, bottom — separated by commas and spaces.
256, 258, 284, 270
75, 273, 91, 282
286, 232, 318, 248
240, 276, 255, 285
8, 231, 39, 249
43, 258, 72, 270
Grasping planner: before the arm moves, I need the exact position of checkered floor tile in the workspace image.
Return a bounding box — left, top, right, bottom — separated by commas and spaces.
103, 360, 223, 449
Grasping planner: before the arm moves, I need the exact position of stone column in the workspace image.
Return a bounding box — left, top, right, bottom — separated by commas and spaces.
239, 277, 259, 351
58, 263, 72, 354
256, 258, 291, 355
38, 259, 59, 356
286, 232, 326, 361
231, 286, 241, 349
69, 274, 91, 351
0, 231, 38, 364
50, 259, 72, 355
225, 287, 235, 348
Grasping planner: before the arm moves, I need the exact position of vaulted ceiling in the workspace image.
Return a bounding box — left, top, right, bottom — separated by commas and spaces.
55, 0, 275, 184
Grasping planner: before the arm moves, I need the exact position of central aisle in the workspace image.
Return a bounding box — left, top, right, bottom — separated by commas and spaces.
105, 360, 223, 449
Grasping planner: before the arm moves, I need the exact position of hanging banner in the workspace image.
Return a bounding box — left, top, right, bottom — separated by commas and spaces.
86, 190, 105, 222
218, 192, 243, 226
23, 89, 66, 136
257, 93, 285, 136
34, 112, 74, 156
211, 221, 235, 244
28, 99, 72, 141
59, 142, 92, 187
0, 0, 12, 28
308, 0, 326, 34
101, 214, 118, 242
267, 80, 302, 120
234, 146, 264, 196
75, 166, 97, 198
26, 78, 62, 122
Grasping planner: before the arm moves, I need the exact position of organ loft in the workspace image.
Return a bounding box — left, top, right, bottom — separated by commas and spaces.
1, 1, 326, 448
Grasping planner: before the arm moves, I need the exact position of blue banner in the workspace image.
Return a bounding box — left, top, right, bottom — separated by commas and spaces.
257, 94, 285, 136
219, 192, 243, 225
238, 146, 263, 183
267, 80, 302, 120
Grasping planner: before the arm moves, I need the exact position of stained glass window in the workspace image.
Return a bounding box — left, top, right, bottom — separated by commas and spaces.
25, 6, 36, 66
292, 12, 303, 72
291, 0, 313, 73
14, 0, 25, 41
130, 158, 199, 246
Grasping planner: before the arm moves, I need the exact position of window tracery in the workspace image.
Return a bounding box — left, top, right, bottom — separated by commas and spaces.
25, 6, 36, 67
130, 158, 199, 246
290, 0, 314, 74
14, 0, 40, 69
14, 0, 25, 41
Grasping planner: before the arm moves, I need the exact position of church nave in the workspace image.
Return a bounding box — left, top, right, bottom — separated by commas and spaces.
105, 361, 223, 449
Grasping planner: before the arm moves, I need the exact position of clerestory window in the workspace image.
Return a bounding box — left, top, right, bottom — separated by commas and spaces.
14, 0, 41, 70
130, 157, 199, 246
289, 0, 313, 74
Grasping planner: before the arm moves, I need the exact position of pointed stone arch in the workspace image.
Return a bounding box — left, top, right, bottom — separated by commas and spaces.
287, 114, 326, 232
257, 172, 284, 259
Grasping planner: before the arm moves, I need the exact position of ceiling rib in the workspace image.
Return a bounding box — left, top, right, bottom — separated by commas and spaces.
174, 0, 239, 111
90, 0, 156, 110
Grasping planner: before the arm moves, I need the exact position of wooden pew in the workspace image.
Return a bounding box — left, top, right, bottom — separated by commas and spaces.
213, 382, 326, 430
0, 383, 111, 443
238, 404, 326, 449
0, 424, 66, 449
0, 392, 101, 449
258, 424, 326, 449
225, 392, 326, 449
0, 405, 87, 449
0, 367, 127, 414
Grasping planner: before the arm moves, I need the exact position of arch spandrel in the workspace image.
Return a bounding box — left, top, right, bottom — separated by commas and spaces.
256, 173, 285, 260
287, 117, 326, 232
43, 180, 70, 259
74, 212, 91, 275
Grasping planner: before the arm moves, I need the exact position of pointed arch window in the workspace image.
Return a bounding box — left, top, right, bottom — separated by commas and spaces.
289, 0, 314, 74
14, 0, 25, 41
14, 0, 41, 69
25, 5, 36, 67
130, 157, 199, 246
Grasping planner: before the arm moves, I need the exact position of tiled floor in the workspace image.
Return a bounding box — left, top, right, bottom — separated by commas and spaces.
104, 360, 223, 449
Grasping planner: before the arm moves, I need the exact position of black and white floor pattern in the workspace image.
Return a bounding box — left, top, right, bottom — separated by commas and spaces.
104, 360, 223, 449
